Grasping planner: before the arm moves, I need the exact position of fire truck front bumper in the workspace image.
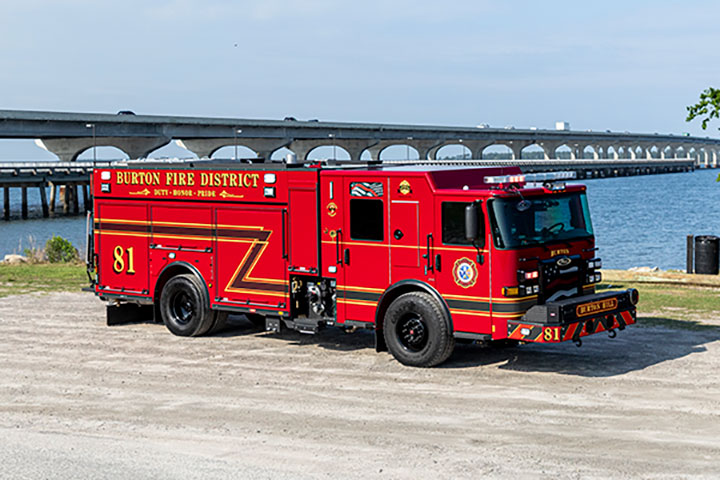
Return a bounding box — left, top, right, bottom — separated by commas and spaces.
506, 289, 638, 344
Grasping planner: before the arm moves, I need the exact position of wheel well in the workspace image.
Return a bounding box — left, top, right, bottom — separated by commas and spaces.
153, 262, 210, 320
374, 280, 452, 352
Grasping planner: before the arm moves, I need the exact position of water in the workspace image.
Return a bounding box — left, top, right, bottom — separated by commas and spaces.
0, 186, 89, 257
1, 170, 719, 270
584, 168, 720, 269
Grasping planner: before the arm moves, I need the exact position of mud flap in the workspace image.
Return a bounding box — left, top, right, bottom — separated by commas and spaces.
106, 303, 154, 326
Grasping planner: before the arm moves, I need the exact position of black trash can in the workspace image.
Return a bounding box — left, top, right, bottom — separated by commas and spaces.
695, 235, 719, 275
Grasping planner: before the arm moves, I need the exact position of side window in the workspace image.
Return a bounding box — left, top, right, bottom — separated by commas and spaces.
442, 202, 485, 247
350, 199, 384, 241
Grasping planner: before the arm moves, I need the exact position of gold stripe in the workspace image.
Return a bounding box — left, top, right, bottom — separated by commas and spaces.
338, 299, 377, 306
321, 240, 488, 253
339, 285, 385, 293
94, 230, 148, 239
491, 312, 526, 318
95, 217, 265, 230
450, 309, 490, 317
95, 230, 268, 245
221, 288, 287, 298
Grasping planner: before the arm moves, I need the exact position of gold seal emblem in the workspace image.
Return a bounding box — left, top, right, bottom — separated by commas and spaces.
453, 257, 478, 288
327, 202, 338, 217
398, 180, 412, 195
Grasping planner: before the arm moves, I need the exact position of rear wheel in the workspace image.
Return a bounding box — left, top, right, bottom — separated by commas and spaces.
206, 311, 229, 335
160, 274, 214, 337
383, 292, 454, 367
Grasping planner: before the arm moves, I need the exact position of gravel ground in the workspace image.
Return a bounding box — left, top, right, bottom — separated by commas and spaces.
1, 291, 719, 479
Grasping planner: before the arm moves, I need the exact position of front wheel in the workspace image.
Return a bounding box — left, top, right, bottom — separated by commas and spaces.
383, 292, 454, 367
160, 274, 214, 337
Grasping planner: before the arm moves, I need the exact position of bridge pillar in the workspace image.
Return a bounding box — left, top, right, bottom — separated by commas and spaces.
366, 140, 414, 160
408, 139, 445, 160
21, 187, 27, 219
176, 138, 291, 160
426, 140, 490, 160
594, 142, 610, 159
617, 144, 635, 159
337, 140, 379, 162
48, 183, 56, 215
39, 186, 49, 218
36, 137, 170, 161
287, 139, 377, 162
495, 140, 531, 160
536, 141, 562, 160
3, 187, 9, 221
642, 144, 655, 159
609, 145, 619, 160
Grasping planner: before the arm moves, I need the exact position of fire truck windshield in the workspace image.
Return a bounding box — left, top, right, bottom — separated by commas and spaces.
488, 192, 593, 249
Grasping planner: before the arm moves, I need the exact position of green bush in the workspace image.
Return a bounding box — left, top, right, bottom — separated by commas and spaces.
45, 236, 78, 263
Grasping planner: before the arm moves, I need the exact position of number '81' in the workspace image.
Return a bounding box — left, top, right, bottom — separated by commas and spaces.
112, 246, 136, 274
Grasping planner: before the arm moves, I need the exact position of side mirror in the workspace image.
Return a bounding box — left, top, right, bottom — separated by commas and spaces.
465, 203, 479, 242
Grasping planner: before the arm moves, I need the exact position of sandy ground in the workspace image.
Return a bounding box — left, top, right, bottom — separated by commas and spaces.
1, 292, 719, 479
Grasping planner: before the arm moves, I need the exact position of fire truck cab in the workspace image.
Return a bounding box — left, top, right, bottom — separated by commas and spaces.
89, 160, 637, 367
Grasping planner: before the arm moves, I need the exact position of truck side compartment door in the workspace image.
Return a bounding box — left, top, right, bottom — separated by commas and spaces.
95, 202, 150, 296
214, 206, 289, 311
149, 205, 214, 295
288, 180, 319, 274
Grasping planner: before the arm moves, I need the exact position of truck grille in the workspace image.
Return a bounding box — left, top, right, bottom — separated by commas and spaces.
538, 255, 584, 304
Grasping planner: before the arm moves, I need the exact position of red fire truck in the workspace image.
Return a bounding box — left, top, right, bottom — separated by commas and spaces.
87, 160, 637, 367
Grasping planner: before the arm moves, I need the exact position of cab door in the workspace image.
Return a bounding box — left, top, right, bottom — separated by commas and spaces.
388, 176, 433, 283
338, 177, 390, 324
433, 198, 492, 335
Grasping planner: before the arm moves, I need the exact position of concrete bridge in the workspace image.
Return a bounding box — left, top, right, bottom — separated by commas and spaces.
0, 156, 694, 221
1, 109, 719, 167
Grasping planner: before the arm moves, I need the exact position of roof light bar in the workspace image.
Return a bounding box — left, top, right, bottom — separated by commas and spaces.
484, 171, 576, 185
484, 174, 526, 184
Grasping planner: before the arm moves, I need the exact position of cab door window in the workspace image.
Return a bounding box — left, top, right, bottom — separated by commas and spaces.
350, 198, 384, 241
441, 201, 484, 247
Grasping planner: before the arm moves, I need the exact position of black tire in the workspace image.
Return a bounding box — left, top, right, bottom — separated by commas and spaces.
383, 292, 455, 367
206, 311, 230, 335
160, 274, 214, 337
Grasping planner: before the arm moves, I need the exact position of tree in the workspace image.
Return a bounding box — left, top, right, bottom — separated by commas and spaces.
687, 88, 720, 181
686, 87, 720, 130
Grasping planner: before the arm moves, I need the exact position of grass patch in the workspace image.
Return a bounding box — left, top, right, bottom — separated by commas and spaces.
0, 263, 87, 298
598, 282, 720, 329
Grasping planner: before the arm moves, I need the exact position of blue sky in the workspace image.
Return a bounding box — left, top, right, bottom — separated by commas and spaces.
1, 0, 719, 159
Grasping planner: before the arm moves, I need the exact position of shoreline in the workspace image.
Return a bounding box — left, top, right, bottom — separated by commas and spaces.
603, 268, 720, 287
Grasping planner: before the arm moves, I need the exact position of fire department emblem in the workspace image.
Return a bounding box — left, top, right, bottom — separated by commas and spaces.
453, 257, 477, 288
398, 180, 412, 195
327, 202, 338, 217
